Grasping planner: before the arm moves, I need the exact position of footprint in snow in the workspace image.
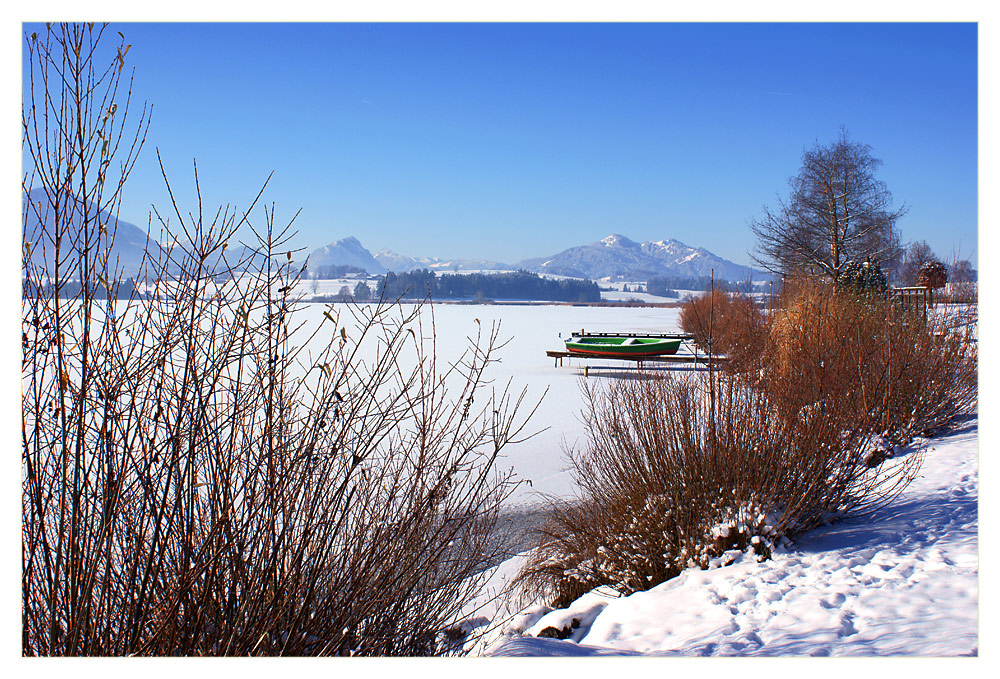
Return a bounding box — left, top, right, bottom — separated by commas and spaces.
839, 612, 859, 638
762, 589, 784, 603
819, 592, 847, 609
744, 629, 765, 649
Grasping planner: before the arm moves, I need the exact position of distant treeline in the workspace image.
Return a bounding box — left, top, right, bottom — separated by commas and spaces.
645, 274, 718, 296
311, 264, 369, 279
377, 269, 601, 302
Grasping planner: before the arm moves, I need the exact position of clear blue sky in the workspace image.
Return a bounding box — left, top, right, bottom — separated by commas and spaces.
22, 22, 978, 267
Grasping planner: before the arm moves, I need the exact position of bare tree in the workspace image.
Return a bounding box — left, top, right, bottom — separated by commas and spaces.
950, 258, 976, 285
750, 130, 906, 281
898, 240, 937, 286
946, 257, 977, 303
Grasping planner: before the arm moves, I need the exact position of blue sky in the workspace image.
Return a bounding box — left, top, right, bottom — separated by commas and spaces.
21, 22, 978, 267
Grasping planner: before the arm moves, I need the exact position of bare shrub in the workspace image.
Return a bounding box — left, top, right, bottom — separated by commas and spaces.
516, 371, 921, 604
766, 278, 977, 444
918, 260, 947, 290
766, 279, 868, 417
679, 289, 766, 372
23, 182, 535, 657
880, 304, 978, 440
519, 276, 976, 607
22, 23, 536, 656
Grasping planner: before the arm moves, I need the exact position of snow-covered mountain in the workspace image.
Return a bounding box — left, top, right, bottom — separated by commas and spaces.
306, 233, 764, 282
374, 248, 513, 273
516, 233, 763, 282
307, 236, 386, 275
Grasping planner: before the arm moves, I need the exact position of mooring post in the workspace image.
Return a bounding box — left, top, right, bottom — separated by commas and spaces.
584, 365, 589, 378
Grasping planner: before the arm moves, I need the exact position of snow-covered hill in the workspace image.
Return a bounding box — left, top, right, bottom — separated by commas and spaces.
516, 233, 762, 283
469, 417, 979, 656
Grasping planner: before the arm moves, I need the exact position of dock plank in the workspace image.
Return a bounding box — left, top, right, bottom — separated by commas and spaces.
545, 349, 728, 367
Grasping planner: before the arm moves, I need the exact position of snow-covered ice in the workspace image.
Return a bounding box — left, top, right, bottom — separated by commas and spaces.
294, 302, 688, 502
472, 417, 979, 656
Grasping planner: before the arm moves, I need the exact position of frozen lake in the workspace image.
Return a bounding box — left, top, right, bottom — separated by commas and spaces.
27, 295, 685, 503
294, 302, 686, 504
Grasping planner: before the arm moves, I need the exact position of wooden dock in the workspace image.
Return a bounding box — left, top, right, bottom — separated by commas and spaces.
549, 330, 729, 374
546, 349, 728, 366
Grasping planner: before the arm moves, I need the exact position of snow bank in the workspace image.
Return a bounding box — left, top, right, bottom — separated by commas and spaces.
478, 419, 979, 656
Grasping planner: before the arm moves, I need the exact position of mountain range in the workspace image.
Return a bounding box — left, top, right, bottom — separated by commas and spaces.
515, 233, 758, 282
307, 233, 763, 282
22, 189, 267, 280
21, 188, 762, 284
23, 188, 160, 278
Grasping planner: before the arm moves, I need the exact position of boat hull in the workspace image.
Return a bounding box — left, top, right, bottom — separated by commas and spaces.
564, 336, 681, 357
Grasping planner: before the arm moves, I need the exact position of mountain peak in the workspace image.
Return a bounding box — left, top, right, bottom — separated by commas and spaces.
647, 237, 684, 248
334, 236, 362, 248
309, 236, 385, 274
599, 233, 637, 248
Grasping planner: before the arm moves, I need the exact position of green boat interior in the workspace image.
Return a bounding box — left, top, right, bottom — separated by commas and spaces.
571, 336, 667, 346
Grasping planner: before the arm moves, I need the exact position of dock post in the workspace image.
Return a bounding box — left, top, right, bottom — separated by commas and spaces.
583, 365, 589, 378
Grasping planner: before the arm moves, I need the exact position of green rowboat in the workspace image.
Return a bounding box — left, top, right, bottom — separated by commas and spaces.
564, 335, 682, 357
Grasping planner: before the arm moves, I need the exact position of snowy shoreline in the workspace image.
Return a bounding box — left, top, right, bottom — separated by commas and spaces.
468, 416, 979, 657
